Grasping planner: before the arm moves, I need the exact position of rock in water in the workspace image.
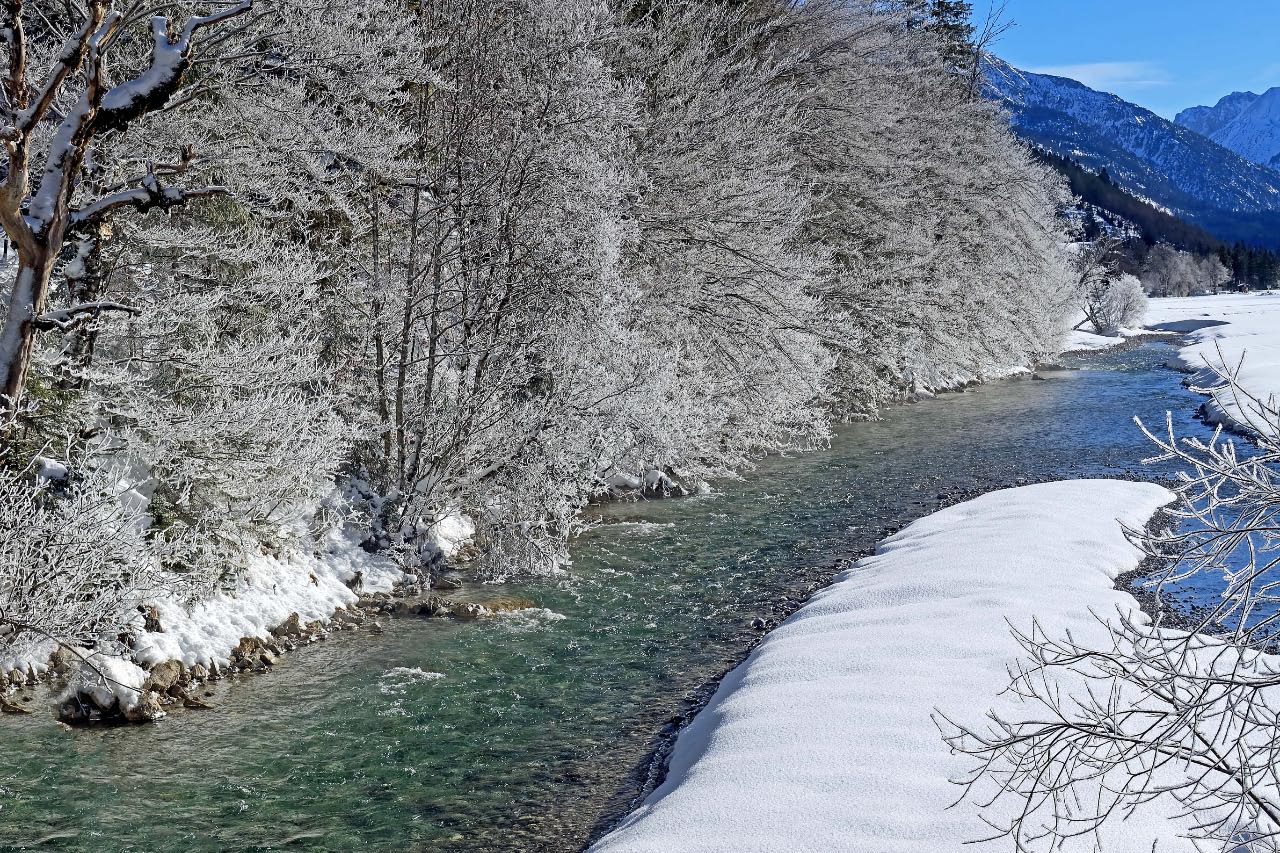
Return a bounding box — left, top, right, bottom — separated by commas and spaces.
450, 602, 488, 621
124, 691, 167, 723
144, 660, 184, 693
0, 695, 29, 714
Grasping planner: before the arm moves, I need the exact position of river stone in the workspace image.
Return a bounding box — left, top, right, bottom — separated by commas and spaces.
232, 636, 262, 665
190, 663, 209, 682
395, 595, 448, 618
272, 613, 303, 639
124, 691, 167, 723
182, 692, 213, 710
144, 660, 184, 693
0, 695, 29, 714
432, 576, 463, 591
479, 597, 535, 613
450, 602, 488, 621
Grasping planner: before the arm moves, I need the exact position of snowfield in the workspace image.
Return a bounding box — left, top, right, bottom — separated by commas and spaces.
592, 480, 1198, 853
1147, 291, 1280, 432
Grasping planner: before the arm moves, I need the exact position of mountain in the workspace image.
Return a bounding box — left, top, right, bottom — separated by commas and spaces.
1175, 88, 1280, 169
983, 59, 1280, 248
1033, 148, 1223, 255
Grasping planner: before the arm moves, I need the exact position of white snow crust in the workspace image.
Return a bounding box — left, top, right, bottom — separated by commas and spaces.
593, 480, 1192, 853
62, 653, 148, 713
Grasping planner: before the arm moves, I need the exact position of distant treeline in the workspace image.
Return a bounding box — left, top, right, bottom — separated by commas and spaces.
1036, 148, 1280, 289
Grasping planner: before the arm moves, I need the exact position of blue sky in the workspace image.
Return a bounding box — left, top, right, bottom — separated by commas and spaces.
972, 1, 1280, 118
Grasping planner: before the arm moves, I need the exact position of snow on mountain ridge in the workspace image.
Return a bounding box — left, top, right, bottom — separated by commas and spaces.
1176, 87, 1280, 169
984, 58, 1280, 246
1176, 91, 1260, 139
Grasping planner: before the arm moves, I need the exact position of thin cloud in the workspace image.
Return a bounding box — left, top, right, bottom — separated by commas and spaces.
1027, 61, 1171, 90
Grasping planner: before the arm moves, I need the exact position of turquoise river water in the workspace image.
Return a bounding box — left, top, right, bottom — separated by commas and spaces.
0, 342, 1218, 852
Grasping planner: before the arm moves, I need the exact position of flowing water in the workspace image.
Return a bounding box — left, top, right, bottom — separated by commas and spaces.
0, 342, 1217, 852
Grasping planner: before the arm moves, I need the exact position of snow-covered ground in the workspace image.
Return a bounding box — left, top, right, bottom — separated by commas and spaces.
592, 480, 1195, 853
131, 530, 405, 671
1147, 292, 1280, 432
1, 516, 482, 685
1063, 324, 1155, 353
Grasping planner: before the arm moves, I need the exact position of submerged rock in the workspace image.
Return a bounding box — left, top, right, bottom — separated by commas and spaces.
0, 695, 30, 714
394, 595, 450, 618
475, 596, 536, 614
450, 602, 488, 621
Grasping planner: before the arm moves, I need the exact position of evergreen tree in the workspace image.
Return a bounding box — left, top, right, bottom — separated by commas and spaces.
900, 0, 975, 69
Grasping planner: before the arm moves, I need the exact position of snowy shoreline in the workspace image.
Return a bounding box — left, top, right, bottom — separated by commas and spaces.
2, 314, 1178, 726
0, 522, 550, 722
3, 347, 1071, 722
1147, 292, 1280, 434
591, 480, 1200, 852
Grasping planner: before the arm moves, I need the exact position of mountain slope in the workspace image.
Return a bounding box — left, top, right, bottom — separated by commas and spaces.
984, 59, 1280, 247
1175, 88, 1280, 169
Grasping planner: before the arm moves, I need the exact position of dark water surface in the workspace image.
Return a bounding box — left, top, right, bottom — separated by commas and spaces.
0, 342, 1215, 852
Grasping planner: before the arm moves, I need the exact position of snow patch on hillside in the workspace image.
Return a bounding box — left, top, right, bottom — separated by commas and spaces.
592, 480, 1189, 852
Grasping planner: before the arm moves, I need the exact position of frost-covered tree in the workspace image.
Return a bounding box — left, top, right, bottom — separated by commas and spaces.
1071, 238, 1147, 334
342, 0, 642, 577
611, 0, 832, 472
0, 0, 253, 422
1141, 243, 1204, 297
782, 0, 1071, 416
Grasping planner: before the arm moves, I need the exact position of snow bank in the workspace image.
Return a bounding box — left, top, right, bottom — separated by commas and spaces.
593, 480, 1193, 853
0, 637, 57, 681
1147, 292, 1280, 432
1063, 325, 1159, 353
132, 530, 404, 670
428, 513, 476, 558
63, 653, 148, 714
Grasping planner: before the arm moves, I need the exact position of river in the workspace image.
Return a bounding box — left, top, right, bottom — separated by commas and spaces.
0, 341, 1217, 852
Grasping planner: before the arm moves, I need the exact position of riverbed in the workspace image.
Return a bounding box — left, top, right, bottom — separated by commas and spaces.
0, 342, 1216, 852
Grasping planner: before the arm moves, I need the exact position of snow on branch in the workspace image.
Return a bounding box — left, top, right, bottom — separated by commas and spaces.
71, 173, 228, 227
95, 2, 253, 133
34, 301, 140, 332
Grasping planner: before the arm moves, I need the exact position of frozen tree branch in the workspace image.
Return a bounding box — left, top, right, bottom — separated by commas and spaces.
34, 300, 140, 331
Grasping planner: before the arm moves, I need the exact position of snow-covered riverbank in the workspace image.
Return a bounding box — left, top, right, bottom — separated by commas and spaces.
592, 480, 1200, 852
1147, 292, 1280, 432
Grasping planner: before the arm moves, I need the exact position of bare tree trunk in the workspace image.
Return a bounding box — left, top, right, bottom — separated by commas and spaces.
0, 252, 56, 409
